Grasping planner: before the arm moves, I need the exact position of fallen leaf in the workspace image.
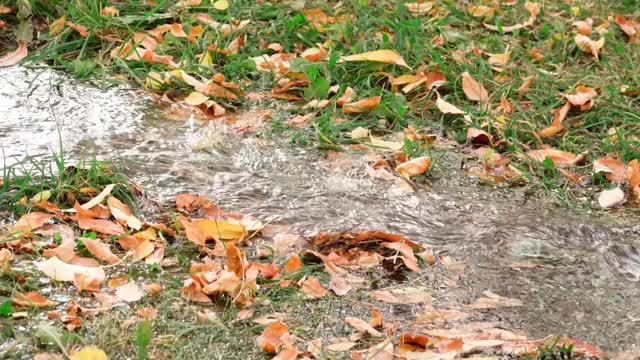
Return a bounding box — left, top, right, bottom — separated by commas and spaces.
615, 15, 640, 42
81, 184, 115, 210
12, 291, 57, 308
345, 316, 383, 337
467, 290, 523, 309
0, 249, 13, 271
77, 217, 125, 236
598, 188, 625, 208
395, 156, 431, 178
574, 34, 605, 61
184, 91, 210, 106
257, 321, 292, 353
107, 196, 142, 230
181, 278, 212, 303
343, 96, 381, 114
273, 347, 298, 360
100, 6, 119, 16
527, 149, 583, 167
66, 22, 89, 37
438, 338, 463, 353
284, 255, 302, 274
213, 0, 229, 10
461, 72, 489, 102
372, 287, 432, 304
70, 346, 108, 360
116, 282, 143, 302
538, 102, 571, 138
36, 256, 105, 285
565, 86, 597, 111
0, 41, 28, 67
341, 50, 410, 68
351, 127, 370, 139
12, 212, 54, 232
81, 237, 120, 265
405, 2, 433, 14
593, 158, 630, 182
299, 277, 327, 299
370, 308, 383, 328
487, 49, 511, 66
466, 128, 492, 144
436, 96, 466, 115
50, 16, 67, 36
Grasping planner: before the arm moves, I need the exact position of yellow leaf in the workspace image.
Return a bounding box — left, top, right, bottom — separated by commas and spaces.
340, 50, 410, 68
184, 92, 209, 106
70, 346, 108, 360
213, 0, 229, 10
30, 190, 52, 204
193, 219, 246, 241
49, 16, 67, 36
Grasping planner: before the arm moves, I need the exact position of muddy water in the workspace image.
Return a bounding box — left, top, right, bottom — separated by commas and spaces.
2, 67, 640, 351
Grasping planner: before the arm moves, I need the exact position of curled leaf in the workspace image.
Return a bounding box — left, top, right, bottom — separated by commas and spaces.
461, 72, 488, 102
395, 156, 431, 178
340, 50, 410, 68
257, 321, 292, 353
0, 41, 28, 67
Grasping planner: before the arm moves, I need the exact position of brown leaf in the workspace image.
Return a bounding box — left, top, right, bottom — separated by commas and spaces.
372, 287, 432, 304
615, 15, 640, 42
50, 16, 67, 36
273, 347, 298, 360
100, 6, 119, 16
565, 86, 597, 111
226, 242, 246, 277
466, 128, 492, 144
345, 317, 383, 337
438, 337, 463, 353
257, 321, 292, 353
467, 290, 523, 309
527, 149, 583, 167
115, 282, 143, 302
343, 96, 381, 114
81, 237, 120, 265
12, 212, 53, 232
574, 34, 605, 61
77, 217, 125, 235
370, 308, 383, 328
12, 291, 57, 308
538, 102, 571, 138
395, 156, 431, 178
0, 40, 28, 67
436, 96, 466, 115
593, 158, 630, 182
299, 277, 327, 299
341, 50, 410, 68
181, 278, 212, 303
66, 21, 89, 37
461, 72, 489, 102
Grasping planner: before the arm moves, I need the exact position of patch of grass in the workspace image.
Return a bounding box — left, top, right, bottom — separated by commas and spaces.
0, 151, 137, 216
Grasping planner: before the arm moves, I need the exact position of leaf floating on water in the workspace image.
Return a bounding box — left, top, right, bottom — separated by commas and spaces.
0, 41, 28, 67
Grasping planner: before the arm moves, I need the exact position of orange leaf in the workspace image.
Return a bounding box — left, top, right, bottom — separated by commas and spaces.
345, 316, 383, 337
0, 40, 28, 67
527, 149, 583, 168
133, 32, 158, 50
100, 6, 119, 16
12, 291, 57, 308
565, 86, 597, 111
395, 156, 431, 178
438, 338, 463, 353
257, 321, 292, 353
461, 72, 489, 102
226, 242, 246, 277
299, 277, 327, 299
284, 255, 302, 274
77, 217, 125, 235
12, 212, 53, 232
343, 96, 381, 114
615, 15, 640, 42
369, 307, 383, 328
181, 278, 212, 303
593, 158, 630, 182
50, 16, 67, 36
66, 21, 89, 37
81, 237, 120, 265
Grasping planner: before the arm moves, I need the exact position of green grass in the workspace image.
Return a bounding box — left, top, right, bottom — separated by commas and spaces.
0, 150, 137, 216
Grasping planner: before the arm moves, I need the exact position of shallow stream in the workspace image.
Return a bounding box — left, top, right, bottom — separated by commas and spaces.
1, 67, 639, 351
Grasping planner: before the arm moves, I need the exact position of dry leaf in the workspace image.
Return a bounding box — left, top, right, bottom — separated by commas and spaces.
81, 184, 115, 209
116, 282, 143, 302
565, 86, 597, 111
372, 287, 432, 304
36, 256, 105, 285
257, 321, 292, 353
100, 6, 119, 16
351, 127, 370, 139
78, 217, 125, 235
527, 149, 583, 167
467, 290, 523, 309
12, 291, 57, 308
0, 41, 28, 67
107, 196, 142, 230
598, 188, 625, 208
81, 238, 120, 265
593, 158, 630, 182
395, 156, 431, 178
436, 96, 466, 115
343, 96, 381, 114
345, 317, 383, 337
300, 277, 327, 299
341, 50, 410, 68
461, 72, 489, 102
284, 255, 302, 274
615, 15, 640, 42
466, 128, 492, 144
574, 34, 605, 61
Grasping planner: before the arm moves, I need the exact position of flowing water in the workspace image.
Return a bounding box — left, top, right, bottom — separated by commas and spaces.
2, 67, 640, 351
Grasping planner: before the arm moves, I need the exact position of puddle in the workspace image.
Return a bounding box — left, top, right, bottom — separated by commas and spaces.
2, 67, 640, 351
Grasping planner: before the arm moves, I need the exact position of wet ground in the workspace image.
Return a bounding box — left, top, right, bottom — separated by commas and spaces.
1, 67, 640, 351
